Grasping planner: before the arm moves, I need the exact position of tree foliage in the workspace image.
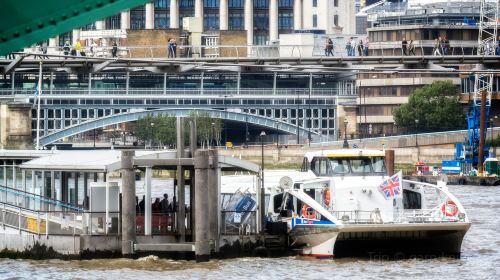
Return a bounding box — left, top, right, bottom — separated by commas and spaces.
189, 111, 223, 148
393, 80, 465, 133
134, 114, 176, 147
134, 112, 223, 148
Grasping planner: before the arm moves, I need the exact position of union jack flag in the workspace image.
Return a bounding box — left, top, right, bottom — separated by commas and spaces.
378, 171, 403, 200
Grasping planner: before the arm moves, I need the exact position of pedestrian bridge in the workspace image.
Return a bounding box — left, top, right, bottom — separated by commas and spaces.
39, 108, 319, 146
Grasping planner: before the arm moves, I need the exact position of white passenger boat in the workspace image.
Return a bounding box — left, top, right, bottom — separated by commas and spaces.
267, 149, 471, 258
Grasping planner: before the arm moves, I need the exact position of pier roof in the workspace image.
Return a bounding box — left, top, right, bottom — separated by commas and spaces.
19, 149, 260, 173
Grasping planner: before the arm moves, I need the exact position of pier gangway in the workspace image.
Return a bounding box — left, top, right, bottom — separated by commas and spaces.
0, 185, 120, 236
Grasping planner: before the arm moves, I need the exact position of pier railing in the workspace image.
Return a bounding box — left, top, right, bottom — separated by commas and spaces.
220, 210, 257, 235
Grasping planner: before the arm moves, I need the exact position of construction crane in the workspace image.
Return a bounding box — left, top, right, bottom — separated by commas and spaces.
443, 0, 499, 174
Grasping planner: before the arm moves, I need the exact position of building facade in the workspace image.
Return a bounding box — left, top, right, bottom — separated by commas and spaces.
46, 0, 356, 49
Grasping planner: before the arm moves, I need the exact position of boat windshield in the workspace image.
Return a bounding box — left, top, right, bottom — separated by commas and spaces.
328, 156, 386, 175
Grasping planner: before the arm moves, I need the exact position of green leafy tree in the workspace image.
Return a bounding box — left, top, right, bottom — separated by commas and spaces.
393, 80, 465, 133
134, 114, 176, 147
189, 111, 222, 147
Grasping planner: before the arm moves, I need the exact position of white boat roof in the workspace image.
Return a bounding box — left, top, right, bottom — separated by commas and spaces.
0, 149, 57, 160
303, 149, 385, 161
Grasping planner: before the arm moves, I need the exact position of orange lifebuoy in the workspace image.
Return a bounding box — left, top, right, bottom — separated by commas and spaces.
323, 187, 331, 207
301, 204, 316, 220
441, 200, 459, 217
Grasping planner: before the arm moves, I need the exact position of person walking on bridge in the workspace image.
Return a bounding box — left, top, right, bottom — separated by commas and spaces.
325, 38, 334, 56
433, 38, 441, 56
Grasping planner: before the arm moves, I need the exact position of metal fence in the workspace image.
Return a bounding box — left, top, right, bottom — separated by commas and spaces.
220, 210, 257, 235
15, 41, 499, 60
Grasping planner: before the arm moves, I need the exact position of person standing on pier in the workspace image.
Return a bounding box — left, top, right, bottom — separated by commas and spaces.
160, 194, 170, 213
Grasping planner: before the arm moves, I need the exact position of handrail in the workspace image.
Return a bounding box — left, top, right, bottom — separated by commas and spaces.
0, 184, 85, 212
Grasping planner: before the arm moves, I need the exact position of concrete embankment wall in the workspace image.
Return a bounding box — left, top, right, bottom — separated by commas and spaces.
220, 145, 457, 165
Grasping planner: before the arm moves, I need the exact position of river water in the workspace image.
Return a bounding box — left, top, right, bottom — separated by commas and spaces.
0, 185, 499, 280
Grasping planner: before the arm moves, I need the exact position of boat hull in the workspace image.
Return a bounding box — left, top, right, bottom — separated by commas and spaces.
334, 222, 471, 258
289, 222, 470, 258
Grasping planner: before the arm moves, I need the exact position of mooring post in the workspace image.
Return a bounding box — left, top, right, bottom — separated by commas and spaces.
120, 150, 136, 256
385, 149, 395, 176
207, 149, 220, 252
194, 150, 210, 262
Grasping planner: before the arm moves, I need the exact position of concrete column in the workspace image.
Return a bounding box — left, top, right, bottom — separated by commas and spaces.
194, 0, 203, 18
207, 150, 220, 252
95, 20, 105, 30
293, 0, 302, 30
121, 10, 131, 30
169, 0, 179, 28
50, 171, 55, 200
145, 3, 155, 29
57, 171, 62, 201
22, 170, 26, 192
120, 150, 136, 256
31, 170, 36, 194
48, 37, 58, 48
12, 162, 16, 189
220, 0, 229, 30
144, 166, 152, 235
176, 117, 186, 241
269, 0, 279, 41
72, 29, 80, 44
244, 0, 254, 45
194, 150, 210, 262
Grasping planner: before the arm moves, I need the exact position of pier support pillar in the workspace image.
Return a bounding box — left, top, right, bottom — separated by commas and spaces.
207, 150, 220, 252
121, 150, 136, 256
144, 166, 152, 236
194, 150, 211, 262
176, 117, 186, 241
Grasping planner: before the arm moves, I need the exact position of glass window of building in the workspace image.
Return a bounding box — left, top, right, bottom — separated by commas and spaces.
155, 0, 169, 8
204, 0, 219, 8
313, 0, 317, 7
204, 13, 220, 30
334, 0, 338, 7
279, 0, 293, 7
58, 32, 72, 46
131, 8, 145, 29
105, 14, 121, 30
254, 0, 269, 8
155, 13, 169, 28
229, 13, 244, 30
229, 0, 244, 8
279, 12, 293, 30
313, 15, 317, 28
180, 0, 194, 7
81, 23, 96, 31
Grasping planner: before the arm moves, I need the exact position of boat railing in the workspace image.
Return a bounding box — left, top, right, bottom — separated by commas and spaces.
331, 208, 464, 224
220, 210, 257, 235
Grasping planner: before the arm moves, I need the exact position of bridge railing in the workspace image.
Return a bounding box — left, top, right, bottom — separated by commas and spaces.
5, 87, 352, 97
15, 41, 499, 60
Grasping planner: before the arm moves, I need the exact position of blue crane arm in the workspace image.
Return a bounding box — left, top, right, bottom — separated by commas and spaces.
0, 0, 151, 55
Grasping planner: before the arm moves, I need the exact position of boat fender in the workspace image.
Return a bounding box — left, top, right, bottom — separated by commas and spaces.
323, 187, 331, 207
441, 199, 459, 217
301, 204, 316, 220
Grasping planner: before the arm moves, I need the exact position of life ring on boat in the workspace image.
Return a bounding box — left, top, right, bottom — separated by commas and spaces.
323, 187, 331, 207
301, 204, 316, 220
441, 200, 459, 217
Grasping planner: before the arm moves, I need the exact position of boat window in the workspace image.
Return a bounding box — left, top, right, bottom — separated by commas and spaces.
301, 157, 309, 172
403, 189, 422, 209
329, 158, 350, 174
371, 157, 386, 173
350, 158, 372, 173
311, 157, 333, 176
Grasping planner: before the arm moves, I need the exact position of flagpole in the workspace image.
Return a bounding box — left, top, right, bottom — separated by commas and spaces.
36, 61, 42, 150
